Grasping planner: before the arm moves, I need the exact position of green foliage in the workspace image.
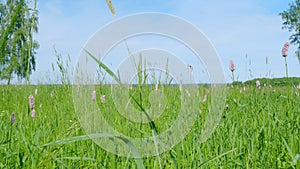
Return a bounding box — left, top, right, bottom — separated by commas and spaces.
244, 77, 300, 86
232, 81, 243, 86
54, 47, 71, 85
279, 0, 300, 62
0, 84, 299, 168
0, 0, 39, 84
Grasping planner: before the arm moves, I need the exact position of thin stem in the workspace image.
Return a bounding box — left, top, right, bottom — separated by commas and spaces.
285, 57, 288, 78
232, 71, 235, 83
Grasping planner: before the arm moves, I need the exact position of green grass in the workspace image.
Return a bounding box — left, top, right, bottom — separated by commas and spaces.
0, 83, 299, 168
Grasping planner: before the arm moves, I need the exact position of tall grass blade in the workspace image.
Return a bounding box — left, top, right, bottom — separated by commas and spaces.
169, 150, 178, 169
41, 133, 145, 168
60, 156, 97, 162
84, 49, 121, 84
282, 137, 299, 165
198, 148, 236, 167
128, 92, 163, 168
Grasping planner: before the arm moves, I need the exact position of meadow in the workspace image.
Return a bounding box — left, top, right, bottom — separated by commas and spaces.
0, 79, 299, 168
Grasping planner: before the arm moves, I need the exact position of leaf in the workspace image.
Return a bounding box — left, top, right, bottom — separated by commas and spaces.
198, 148, 237, 167
84, 49, 121, 84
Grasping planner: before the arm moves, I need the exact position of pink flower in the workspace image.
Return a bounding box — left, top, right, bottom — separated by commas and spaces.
229, 60, 235, 72
92, 91, 96, 101
31, 109, 35, 118
100, 95, 106, 103
189, 64, 193, 72
29, 95, 35, 109
256, 80, 261, 89
282, 41, 290, 57
10, 113, 15, 124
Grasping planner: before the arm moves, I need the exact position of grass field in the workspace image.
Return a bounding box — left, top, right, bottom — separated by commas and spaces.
0, 82, 299, 168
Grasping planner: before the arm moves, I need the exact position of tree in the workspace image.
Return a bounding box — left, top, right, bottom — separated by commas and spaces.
0, 0, 39, 84
279, 0, 300, 62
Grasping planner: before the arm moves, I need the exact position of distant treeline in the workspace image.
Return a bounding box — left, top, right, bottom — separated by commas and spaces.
1, 77, 299, 87
237, 77, 300, 86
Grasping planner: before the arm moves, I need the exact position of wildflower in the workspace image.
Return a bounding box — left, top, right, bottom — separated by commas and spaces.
282, 41, 290, 57
100, 95, 106, 103
92, 91, 96, 101
243, 86, 247, 91
269, 84, 272, 88
189, 64, 193, 72
29, 95, 35, 109
282, 41, 290, 78
229, 60, 235, 82
10, 113, 15, 124
240, 89, 242, 93
256, 80, 261, 89
233, 98, 237, 103
34, 89, 38, 95
155, 84, 158, 91
229, 60, 235, 72
31, 109, 35, 118
297, 84, 300, 90
199, 109, 202, 114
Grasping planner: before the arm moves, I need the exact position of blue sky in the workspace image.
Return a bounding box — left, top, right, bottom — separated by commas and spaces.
29, 0, 299, 84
